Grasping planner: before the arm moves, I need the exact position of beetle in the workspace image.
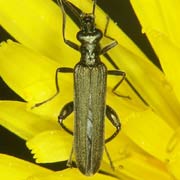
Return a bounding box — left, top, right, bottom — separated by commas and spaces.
33, 0, 126, 176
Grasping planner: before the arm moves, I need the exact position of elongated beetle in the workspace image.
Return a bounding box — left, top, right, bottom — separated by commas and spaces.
33, 0, 126, 176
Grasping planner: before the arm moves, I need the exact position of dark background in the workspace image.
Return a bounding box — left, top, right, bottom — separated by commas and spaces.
0, 0, 160, 171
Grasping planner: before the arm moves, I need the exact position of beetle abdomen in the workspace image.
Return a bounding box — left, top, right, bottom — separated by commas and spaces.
74, 63, 107, 175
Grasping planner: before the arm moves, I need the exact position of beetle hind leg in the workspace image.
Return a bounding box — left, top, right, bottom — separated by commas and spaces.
67, 147, 74, 168
104, 145, 115, 170
105, 105, 121, 143
58, 101, 74, 135
58, 101, 75, 168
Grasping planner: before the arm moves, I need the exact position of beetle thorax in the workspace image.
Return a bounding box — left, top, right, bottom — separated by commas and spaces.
77, 29, 102, 66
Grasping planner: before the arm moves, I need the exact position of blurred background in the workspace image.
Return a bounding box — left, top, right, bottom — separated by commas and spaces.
0, 0, 160, 170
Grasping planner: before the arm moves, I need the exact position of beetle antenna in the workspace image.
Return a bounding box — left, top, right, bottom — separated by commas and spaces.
92, 0, 97, 15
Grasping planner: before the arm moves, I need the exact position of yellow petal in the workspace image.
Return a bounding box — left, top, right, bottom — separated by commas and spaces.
114, 152, 173, 180
28, 169, 119, 180
104, 134, 173, 180
110, 44, 180, 128
105, 128, 173, 180
123, 109, 174, 161
26, 130, 72, 163
0, 154, 52, 179
130, 0, 180, 46
0, 40, 58, 101
0, 101, 58, 140
146, 30, 180, 103
0, 0, 78, 64
130, 0, 180, 103
166, 128, 180, 179
0, 40, 73, 106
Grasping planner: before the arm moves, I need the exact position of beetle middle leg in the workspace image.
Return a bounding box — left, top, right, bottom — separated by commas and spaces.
108, 70, 130, 99
31, 67, 73, 109
101, 16, 130, 99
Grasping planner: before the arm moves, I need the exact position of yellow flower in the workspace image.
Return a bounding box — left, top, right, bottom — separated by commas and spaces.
0, 153, 118, 180
0, 0, 180, 179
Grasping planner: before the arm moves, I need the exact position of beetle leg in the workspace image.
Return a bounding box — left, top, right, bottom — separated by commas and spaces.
58, 101, 74, 135
58, 101, 74, 167
108, 70, 130, 99
31, 67, 74, 109
67, 147, 74, 168
105, 105, 121, 143
104, 145, 115, 170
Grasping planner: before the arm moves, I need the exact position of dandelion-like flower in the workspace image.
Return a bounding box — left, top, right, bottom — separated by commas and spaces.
0, 0, 180, 179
